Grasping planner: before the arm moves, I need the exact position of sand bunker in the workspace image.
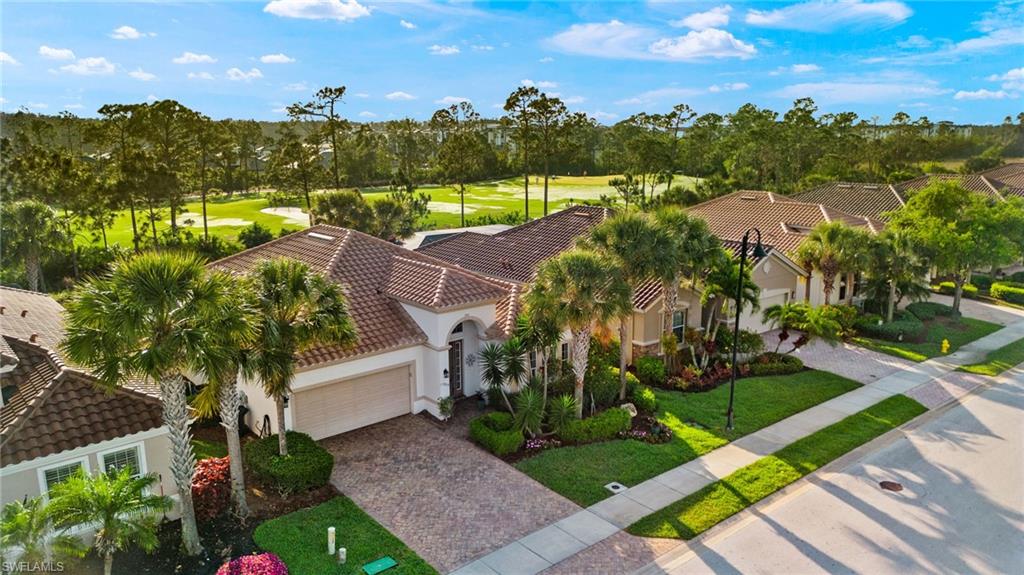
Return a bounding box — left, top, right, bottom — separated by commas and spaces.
261, 207, 310, 226
171, 212, 252, 227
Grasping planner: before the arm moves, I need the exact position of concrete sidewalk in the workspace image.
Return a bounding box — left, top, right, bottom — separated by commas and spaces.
448, 318, 1024, 575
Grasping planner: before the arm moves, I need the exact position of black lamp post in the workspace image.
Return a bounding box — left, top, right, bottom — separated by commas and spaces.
726, 228, 767, 431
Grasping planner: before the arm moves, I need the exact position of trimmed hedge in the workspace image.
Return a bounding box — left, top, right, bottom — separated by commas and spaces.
632, 385, 658, 413
635, 356, 667, 387
243, 431, 334, 496
971, 274, 994, 291
991, 281, 1024, 304
857, 310, 925, 342
746, 352, 804, 376
906, 301, 953, 321
934, 281, 979, 299
559, 407, 632, 444
469, 412, 524, 456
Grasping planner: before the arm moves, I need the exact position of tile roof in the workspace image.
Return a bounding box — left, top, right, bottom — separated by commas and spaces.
415, 206, 612, 283
209, 225, 513, 368
792, 182, 905, 220
686, 191, 881, 255
978, 162, 1024, 197
894, 174, 1002, 198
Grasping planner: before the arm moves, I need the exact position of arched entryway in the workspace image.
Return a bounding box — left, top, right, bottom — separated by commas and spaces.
445, 318, 485, 399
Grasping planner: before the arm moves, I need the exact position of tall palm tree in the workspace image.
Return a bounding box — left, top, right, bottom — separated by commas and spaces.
1, 199, 68, 292
479, 343, 514, 413
61, 252, 235, 555
48, 468, 173, 575
528, 249, 631, 418
795, 222, 860, 306
586, 212, 673, 399
868, 230, 929, 322
250, 258, 357, 457
0, 498, 82, 566
514, 312, 561, 408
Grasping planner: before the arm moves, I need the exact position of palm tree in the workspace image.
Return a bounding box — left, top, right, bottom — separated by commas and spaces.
250, 258, 357, 457
586, 212, 673, 399
528, 249, 631, 418
761, 302, 841, 354
1, 498, 82, 566
867, 230, 929, 322
795, 222, 861, 306
1, 199, 68, 291
514, 312, 561, 408
761, 301, 807, 353
47, 468, 172, 575
479, 343, 514, 413
61, 252, 235, 555
696, 251, 760, 368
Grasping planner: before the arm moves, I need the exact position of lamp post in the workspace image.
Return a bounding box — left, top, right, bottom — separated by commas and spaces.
726, 228, 766, 431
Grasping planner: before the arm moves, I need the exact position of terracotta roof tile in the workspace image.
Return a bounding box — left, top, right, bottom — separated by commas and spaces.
895, 174, 1002, 198
385, 256, 508, 309
792, 182, 905, 219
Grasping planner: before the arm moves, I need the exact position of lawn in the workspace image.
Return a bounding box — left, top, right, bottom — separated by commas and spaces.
626, 394, 927, 539
514, 370, 861, 507
957, 337, 1024, 376
853, 316, 1001, 362
253, 496, 437, 575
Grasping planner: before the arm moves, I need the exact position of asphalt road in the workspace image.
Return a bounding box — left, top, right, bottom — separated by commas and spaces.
647, 371, 1024, 575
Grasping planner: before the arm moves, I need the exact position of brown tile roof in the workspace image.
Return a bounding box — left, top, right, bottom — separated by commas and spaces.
0, 287, 66, 352
686, 191, 881, 255
416, 206, 612, 283
209, 225, 513, 368
979, 163, 1024, 197
1, 337, 164, 466
895, 174, 1002, 198
792, 182, 905, 220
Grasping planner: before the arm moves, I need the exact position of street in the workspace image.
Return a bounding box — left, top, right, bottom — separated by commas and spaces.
643, 369, 1024, 575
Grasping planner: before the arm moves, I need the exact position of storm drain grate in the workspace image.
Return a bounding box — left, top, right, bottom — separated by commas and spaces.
605, 482, 627, 494
879, 480, 904, 492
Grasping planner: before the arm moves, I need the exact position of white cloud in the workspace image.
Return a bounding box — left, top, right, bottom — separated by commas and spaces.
38, 45, 75, 60
539, 56, 554, 63
951, 27, 1024, 53
260, 53, 295, 64
0, 52, 21, 66
521, 79, 558, 89
562, 96, 586, 104
226, 67, 263, 81
746, 1, 912, 32
671, 5, 732, 30
385, 91, 416, 101
358, 111, 377, 118
791, 63, 821, 73
128, 68, 157, 81
354, 92, 370, 98
708, 82, 749, 92
548, 20, 652, 59
954, 89, 1012, 100
27, 102, 49, 110
284, 81, 308, 91
263, 0, 370, 21
400, 19, 416, 29
471, 45, 494, 51
59, 57, 115, 76
615, 86, 703, 105
773, 80, 949, 104
146, 94, 158, 102
188, 71, 215, 80
989, 67, 1024, 90
897, 35, 932, 49
64, 103, 84, 110
591, 111, 618, 122
649, 28, 756, 60
435, 96, 470, 105
428, 44, 460, 56
110, 25, 144, 40
0, 97, 7, 105
173, 52, 217, 64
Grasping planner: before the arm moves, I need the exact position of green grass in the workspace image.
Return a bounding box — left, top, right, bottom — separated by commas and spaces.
253, 496, 437, 575
626, 395, 927, 539
514, 370, 860, 506
191, 438, 228, 460
957, 337, 1024, 376
853, 316, 1001, 362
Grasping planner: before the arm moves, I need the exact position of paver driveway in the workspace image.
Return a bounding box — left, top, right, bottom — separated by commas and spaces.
762, 330, 916, 384
321, 414, 580, 573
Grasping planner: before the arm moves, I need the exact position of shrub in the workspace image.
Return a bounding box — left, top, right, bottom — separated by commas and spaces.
632, 385, 657, 413
715, 328, 765, 357
971, 274, 993, 291
854, 313, 883, 333
559, 407, 632, 444
818, 305, 858, 338
513, 388, 544, 437
216, 553, 289, 575
469, 412, 524, 456
546, 395, 578, 435
747, 352, 804, 376
238, 222, 275, 249
991, 281, 1024, 304
610, 367, 640, 396
857, 310, 925, 342
583, 366, 619, 410
243, 432, 334, 496
934, 281, 978, 299
635, 356, 667, 387
906, 301, 953, 321
1009, 271, 1024, 283
192, 456, 231, 521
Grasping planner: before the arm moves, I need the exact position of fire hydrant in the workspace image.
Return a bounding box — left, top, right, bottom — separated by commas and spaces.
941, 338, 950, 354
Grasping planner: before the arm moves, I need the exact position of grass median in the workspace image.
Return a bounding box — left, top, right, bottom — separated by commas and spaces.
626, 394, 927, 540
957, 337, 1024, 376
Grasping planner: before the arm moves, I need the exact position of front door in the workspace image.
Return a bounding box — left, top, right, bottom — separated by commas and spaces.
448, 340, 464, 398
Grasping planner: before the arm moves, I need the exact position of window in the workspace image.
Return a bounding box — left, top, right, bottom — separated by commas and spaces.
672, 310, 687, 342
102, 446, 141, 477
561, 342, 569, 360
43, 461, 84, 492
452, 322, 464, 334
529, 350, 538, 375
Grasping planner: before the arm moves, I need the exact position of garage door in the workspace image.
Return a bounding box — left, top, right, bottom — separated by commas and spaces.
743, 292, 790, 333
293, 366, 411, 440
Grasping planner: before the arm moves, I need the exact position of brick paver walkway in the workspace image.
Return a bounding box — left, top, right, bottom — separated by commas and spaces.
762, 330, 916, 384
322, 415, 580, 573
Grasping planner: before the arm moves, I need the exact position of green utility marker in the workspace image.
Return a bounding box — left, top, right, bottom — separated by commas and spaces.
362, 556, 398, 575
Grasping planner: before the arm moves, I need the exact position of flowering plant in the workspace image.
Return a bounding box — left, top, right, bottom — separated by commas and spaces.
216, 553, 289, 575
192, 456, 231, 521
525, 438, 562, 451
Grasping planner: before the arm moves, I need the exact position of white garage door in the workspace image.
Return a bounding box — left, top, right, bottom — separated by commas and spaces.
743, 292, 790, 333
293, 366, 411, 440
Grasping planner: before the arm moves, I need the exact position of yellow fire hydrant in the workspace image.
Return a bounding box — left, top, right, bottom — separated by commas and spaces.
941, 338, 951, 354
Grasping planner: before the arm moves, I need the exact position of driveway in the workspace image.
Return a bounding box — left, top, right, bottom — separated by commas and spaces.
923, 293, 1024, 326
761, 331, 916, 384
321, 414, 580, 573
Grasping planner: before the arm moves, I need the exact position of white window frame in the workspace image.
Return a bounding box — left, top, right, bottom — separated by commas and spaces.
560, 342, 569, 360
672, 310, 687, 344
97, 441, 148, 479
37, 456, 90, 499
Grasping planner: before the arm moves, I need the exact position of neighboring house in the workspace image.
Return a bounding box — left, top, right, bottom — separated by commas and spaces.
0, 287, 177, 514
402, 223, 513, 250
208, 225, 517, 438
686, 191, 882, 307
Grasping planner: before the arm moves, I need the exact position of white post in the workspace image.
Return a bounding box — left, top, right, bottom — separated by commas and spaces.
338, 547, 347, 564
327, 527, 336, 556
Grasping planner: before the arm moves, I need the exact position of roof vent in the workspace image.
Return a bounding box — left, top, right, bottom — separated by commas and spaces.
837, 184, 852, 189
20, 310, 28, 318
864, 185, 879, 190
29, 334, 38, 343
739, 195, 759, 201
0, 306, 4, 315
307, 232, 335, 241
572, 210, 593, 218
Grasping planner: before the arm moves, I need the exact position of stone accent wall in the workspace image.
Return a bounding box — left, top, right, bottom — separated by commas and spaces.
632, 342, 661, 359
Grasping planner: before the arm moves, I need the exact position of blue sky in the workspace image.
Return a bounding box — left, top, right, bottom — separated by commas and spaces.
1, 1, 1021, 124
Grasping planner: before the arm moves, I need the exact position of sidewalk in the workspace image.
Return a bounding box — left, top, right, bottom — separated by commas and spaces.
449, 318, 1024, 575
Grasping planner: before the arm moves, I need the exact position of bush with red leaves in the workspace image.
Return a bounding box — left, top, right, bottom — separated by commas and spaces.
216, 553, 288, 575
192, 456, 231, 521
